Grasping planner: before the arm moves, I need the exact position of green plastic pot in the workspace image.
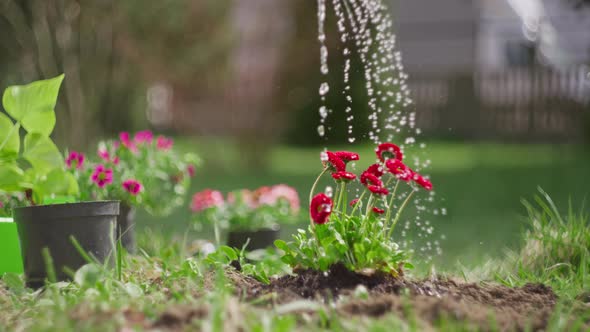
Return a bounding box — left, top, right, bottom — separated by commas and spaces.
0, 217, 24, 276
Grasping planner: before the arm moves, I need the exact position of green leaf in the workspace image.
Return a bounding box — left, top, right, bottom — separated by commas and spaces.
2, 273, 25, 295
0, 113, 19, 160
74, 264, 101, 288
23, 133, 63, 173
220, 246, 238, 261
274, 239, 289, 252
2, 74, 64, 131
0, 164, 24, 192
33, 169, 79, 204
21, 109, 55, 136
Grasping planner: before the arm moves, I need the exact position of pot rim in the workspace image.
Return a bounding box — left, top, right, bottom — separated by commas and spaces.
13, 200, 120, 221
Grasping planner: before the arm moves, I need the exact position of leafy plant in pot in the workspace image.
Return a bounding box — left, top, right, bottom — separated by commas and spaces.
191, 185, 300, 250
0, 75, 119, 288
68, 132, 200, 253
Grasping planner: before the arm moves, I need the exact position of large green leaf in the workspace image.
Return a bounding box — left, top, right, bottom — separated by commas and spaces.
21, 108, 56, 136
0, 112, 19, 161
23, 133, 63, 173
0, 164, 24, 192
2, 74, 64, 134
33, 169, 79, 204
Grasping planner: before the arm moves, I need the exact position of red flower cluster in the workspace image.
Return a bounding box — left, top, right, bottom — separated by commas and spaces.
122, 179, 142, 195
323, 151, 359, 173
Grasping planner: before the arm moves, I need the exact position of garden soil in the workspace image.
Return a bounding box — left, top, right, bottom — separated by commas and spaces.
232, 264, 559, 331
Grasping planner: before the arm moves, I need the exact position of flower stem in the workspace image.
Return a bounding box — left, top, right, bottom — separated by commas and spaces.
387, 189, 416, 239
384, 179, 400, 229
350, 190, 366, 216
309, 167, 329, 226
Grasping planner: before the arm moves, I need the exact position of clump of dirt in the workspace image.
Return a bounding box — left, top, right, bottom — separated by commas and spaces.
233, 264, 558, 331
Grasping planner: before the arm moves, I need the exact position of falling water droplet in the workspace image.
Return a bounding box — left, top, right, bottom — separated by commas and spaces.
319, 106, 328, 119
325, 186, 333, 197
319, 82, 330, 96
317, 125, 325, 137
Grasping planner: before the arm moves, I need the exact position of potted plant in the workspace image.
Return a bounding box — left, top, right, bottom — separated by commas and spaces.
191, 185, 300, 250
0, 75, 119, 288
69, 131, 200, 253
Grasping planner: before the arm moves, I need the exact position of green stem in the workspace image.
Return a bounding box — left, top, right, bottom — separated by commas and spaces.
0, 122, 20, 152
350, 190, 367, 216
387, 189, 416, 239
364, 195, 375, 220
309, 167, 329, 226
384, 180, 400, 229
213, 220, 221, 247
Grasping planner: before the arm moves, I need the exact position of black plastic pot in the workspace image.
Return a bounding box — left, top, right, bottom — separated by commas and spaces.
116, 203, 136, 253
14, 201, 119, 288
227, 226, 280, 251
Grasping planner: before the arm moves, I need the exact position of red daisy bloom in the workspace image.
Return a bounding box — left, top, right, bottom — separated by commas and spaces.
323, 151, 346, 172
365, 163, 384, 177
310, 193, 333, 224
385, 159, 414, 182
349, 198, 359, 207
372, 207, 385, 214
413, 173, 433, 191
375, 142, 403, 162
187, 164, 196, 177
122, 179, 142, 195
334, 151, 360, 162
360, 172, 383, 187
368, 185, 389, 196
331, 171, 357, 182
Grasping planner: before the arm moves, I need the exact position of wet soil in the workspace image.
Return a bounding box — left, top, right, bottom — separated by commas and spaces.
230, 264, 560, 331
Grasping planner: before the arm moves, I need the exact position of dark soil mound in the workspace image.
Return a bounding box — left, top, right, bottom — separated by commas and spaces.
233, 264, 559, 331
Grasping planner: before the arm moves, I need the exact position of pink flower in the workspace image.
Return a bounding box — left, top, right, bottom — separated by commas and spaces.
227, 189, 256, 208
156, 136, 174, 150
91, 165, 113, 188
257, 184, 300, 213
98, 149, 110, 162
187, 164, 196, 177
119, 132, 138, 152
65, 151, 85, 170
122, 179, 142, 195
191, 189, 224, 212
134, 130, 153, 145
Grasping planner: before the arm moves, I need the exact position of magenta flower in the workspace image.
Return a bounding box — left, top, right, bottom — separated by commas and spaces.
156, 136, 174, 150
187, 164, 196, 177
119, 132, 138, 152
191, 189, 224, 212
122, 179, 142, 195
65, 151, 85, 170
91, 165, 113, 188
98, 149, 110, 162
134, 130, 153, 145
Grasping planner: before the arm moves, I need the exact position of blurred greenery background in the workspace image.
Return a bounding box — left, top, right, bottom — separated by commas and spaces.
1, 0, 589, 270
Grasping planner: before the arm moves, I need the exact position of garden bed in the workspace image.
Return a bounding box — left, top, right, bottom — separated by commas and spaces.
227, 264, 557, 331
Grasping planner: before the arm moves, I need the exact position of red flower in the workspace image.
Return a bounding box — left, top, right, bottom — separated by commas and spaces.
187, 165, 196, 177
323, 151, 346, 172
376, 142, 403, 162
413, 173, 433, 191
191, 189, 224, 212
91, 165, 113, 188
365, 163, 384, 178
310, 193, 333, 224
334, 151, 359, 162
119, 132, 138, 152
331, 171, 357, 182
122, 179, 142, 195
368, 185, 389, 196
385, 159, 414, 182
349, 198, 359, 207
360, 172, 383, 187
65, 151, 85, 170
134, 130, 153, 145
372, 207, 385, 214
156, 136, 174, 150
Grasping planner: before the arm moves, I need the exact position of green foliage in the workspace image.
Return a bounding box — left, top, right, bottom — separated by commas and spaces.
205, 245, 290, 284
0, 75, 78, 205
